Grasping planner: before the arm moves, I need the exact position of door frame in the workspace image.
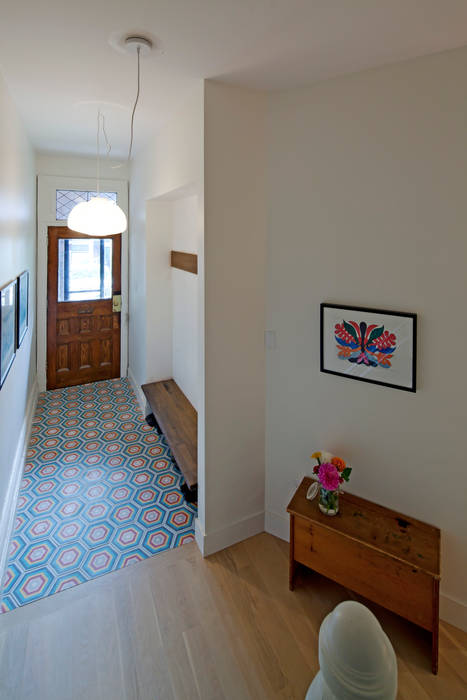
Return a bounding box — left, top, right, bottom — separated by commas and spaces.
37, 175, 129, 392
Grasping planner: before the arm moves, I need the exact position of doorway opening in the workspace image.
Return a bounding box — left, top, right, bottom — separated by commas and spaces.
46, 226, 121, 390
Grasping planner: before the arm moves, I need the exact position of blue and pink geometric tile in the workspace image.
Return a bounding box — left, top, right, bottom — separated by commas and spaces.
1, 378, 196, 612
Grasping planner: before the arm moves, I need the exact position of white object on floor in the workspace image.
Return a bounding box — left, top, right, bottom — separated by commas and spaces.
305, 600, 397, 700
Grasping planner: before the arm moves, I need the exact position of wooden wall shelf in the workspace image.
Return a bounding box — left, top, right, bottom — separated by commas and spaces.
171, 251, 198, 275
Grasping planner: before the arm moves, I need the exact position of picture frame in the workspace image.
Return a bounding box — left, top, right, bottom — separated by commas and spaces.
320, 303, 417, 392
0, 279, 17, 388
17, 270, 29, 348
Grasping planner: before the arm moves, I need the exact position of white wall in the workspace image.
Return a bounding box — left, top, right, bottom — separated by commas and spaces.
144, 198, 172, 386
172, 195, 198, 408
130, 82, 267, 557
0, 71, 37, 580
36, 152, 129, 181
265, 46, 467, 629
128, 85, 204, 393
128, 85, 205, 523
201, 82, 266, 554
142, 193, 199, 410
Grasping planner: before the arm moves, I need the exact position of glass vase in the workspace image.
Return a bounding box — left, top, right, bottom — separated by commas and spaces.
319, 487, 339, 516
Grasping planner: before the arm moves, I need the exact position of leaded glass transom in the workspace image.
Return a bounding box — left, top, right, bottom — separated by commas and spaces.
56, 190, 117, 221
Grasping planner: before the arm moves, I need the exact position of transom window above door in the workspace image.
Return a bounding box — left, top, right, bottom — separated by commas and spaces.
56, 189, 117, 221
57, 238, 112, 302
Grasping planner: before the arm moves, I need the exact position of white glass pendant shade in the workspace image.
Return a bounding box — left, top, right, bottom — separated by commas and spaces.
306, 601, 397, 700
67, 197, 127, 236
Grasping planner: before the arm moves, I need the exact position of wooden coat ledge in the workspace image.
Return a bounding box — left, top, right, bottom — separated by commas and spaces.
171, 251, 198, 275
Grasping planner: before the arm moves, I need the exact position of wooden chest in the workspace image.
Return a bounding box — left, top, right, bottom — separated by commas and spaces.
287, 477, 440, 673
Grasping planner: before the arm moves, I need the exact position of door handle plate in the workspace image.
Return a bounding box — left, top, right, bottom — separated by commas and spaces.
112, 294, 122, 313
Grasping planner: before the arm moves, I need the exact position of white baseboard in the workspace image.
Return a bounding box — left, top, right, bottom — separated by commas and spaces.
0, 379, 39, 594
265, 510, 289, 542
194, 517, 205, 555
440, 593, 467, 633
265, 509, 467, 632
195, 511, 265, 557
127, 366, 147, 415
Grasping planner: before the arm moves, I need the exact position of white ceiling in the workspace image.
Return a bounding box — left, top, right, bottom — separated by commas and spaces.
2, 0, 467, 157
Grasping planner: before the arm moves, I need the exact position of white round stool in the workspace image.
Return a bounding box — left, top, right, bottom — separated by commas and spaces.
306, 601, 397, 700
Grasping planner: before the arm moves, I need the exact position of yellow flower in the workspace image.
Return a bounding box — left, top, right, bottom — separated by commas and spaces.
311, 451, 322, 460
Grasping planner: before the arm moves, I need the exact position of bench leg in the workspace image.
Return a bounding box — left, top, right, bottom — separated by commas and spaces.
289, 559, 296, 591
145, 413, 161, 434
289, 515, 296, 591
181, 481, 198, 504
432, 579, 440, 674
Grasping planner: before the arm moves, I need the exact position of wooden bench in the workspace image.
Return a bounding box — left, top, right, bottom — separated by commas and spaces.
142, 379, 197, 502
287, 477, 441, 674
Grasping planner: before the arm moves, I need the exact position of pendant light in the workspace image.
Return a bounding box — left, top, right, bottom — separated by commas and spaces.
68, 36, 152, 235
67, 111, 127, 235
306, 601, 397, 700
67, 194, 127, 236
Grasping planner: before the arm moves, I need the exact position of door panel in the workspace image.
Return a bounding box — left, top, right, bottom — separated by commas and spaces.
47, 226, 121, 390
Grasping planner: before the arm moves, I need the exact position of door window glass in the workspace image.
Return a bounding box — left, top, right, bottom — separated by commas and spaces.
58, 239, 112, 302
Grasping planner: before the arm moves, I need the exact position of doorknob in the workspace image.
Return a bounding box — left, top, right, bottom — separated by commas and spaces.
112, 294, 122, 313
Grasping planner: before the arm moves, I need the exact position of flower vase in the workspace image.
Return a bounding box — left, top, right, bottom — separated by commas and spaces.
319, 487, 339, 516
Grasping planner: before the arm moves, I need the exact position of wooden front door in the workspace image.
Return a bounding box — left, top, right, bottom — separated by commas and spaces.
47, 226, 121, 390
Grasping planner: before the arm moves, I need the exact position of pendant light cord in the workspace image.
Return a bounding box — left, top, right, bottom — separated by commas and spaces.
106, 43, 142, 171
96, 110, 113, 190
101, 114, 112, 159
96, 110, 101, 194
127, 46, 141, 161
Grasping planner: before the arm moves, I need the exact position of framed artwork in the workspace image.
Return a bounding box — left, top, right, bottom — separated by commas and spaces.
320, 303, 417, 392
0, 279, 17, 388
17, 270, 29, 348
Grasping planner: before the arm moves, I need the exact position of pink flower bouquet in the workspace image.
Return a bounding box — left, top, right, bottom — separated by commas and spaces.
310, 451, 352, 515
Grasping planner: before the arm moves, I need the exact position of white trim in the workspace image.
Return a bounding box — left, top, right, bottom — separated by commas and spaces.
36, 175, 129, 392
195, 511, 265, 557
265, 509, 289, 542
0, 379, 39, 594
194, 516, 205, 554
128, 366, 147, 415
440, 593, 467, 633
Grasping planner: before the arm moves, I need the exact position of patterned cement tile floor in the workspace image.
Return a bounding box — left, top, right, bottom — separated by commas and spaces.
1, 378, 196, 612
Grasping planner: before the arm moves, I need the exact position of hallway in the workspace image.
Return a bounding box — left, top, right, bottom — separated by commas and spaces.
1, 379, 195, 612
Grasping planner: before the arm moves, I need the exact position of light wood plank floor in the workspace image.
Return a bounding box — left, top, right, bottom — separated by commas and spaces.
0, 533, 465, 699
